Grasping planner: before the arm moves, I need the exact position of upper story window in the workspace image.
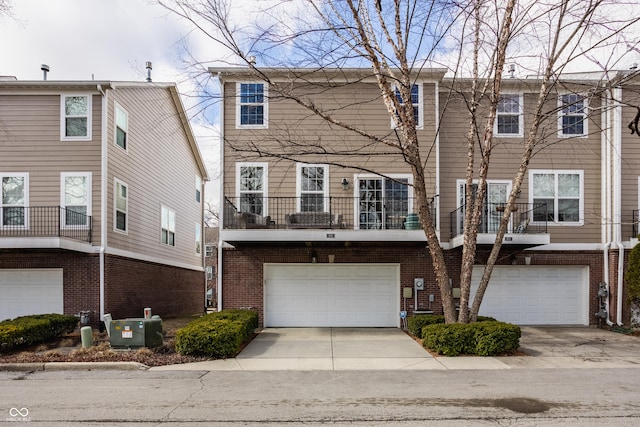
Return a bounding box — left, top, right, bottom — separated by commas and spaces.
237, 162, 267, 215
161, 205, 176, 246
205, 244, 214, 257
559, 94, 587, 137
61, 173, 91, 227
530, 170, 583, 225
61, 95, 92, 141
195, 222, 202, 255
236, 82, 268, 129
195, 175, 202, 203
1, 173, 28, 227
393, 83, 423, 129
115, 103, 128, 150
495, 93, 523, 137
297, 164, 328, 212
114, 179, 128, 233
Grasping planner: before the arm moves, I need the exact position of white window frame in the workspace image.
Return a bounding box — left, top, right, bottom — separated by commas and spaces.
235, 82, 268, 129
494, 93, 523, 137
391, 83, 424, 130
296, 163, 329, 212
0, 172, 29, 229
60, 172, 92, 229
206, 265, 214, 280
114, 178, 128, 234
60, 94, 92, 141
195, 222, 202, 255
205, 244, 214, 257
161, 205, 176, 246
354, 173, 414, 230
236, 162, 268, 215
529, 170, 583, 226
114, 102, 128, 151
558, 93, 588, 138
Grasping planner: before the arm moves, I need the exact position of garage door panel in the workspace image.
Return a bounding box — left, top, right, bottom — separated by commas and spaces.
471, 265, 588, 325
0, 269, 64, 321
265, 264, 399, 327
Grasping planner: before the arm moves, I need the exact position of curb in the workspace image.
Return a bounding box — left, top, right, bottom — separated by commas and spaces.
0, 362, 149, 372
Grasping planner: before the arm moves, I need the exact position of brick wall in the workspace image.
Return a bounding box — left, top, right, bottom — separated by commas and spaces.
0, 250, 100, 324
222, 244, 618, 327
0, 250, 204, 325
104, 254, 204, 319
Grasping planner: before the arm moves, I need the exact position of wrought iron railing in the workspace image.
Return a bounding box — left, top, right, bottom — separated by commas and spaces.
450, 202, 547, 238
0, 206, 92, 243
223, 196, 435, 230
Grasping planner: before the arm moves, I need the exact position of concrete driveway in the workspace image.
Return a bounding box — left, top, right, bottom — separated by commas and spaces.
151, 326, 640, 371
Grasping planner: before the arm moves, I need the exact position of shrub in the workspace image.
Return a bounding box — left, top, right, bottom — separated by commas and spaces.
422, 323, 476, 356
175, 309, 259, 358
407, 313, 496, 338
625, 242, 640, 303
473, 322, 521, 356
0, 313, 78, 352
422, 321, 520, 356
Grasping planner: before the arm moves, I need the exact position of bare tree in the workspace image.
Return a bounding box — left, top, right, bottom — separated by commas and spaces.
160, 0, 640, 323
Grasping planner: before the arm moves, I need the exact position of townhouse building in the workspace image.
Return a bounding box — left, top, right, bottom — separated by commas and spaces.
211, 66, 640, 328
0, 76, 209, 325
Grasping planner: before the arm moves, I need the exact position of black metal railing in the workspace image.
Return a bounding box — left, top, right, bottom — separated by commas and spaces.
0, 206, 92, 243
450, 202, 547, 238
633, 209, 639, 239
223, 196, 435, 230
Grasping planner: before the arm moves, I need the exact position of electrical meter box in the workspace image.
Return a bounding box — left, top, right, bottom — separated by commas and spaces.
109, 317, 163, 349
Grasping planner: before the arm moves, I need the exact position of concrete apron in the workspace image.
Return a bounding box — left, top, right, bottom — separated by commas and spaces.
149, 326, 640, 372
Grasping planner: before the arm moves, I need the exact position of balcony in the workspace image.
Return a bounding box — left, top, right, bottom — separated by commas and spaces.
0, 206, 93, 246
222, 196, 433, 243
449, 202, 549, 248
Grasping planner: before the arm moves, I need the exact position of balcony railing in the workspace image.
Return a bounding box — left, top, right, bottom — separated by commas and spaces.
224, 196, 434, 230
0, 206, 92, 243
450, 202, 547, 238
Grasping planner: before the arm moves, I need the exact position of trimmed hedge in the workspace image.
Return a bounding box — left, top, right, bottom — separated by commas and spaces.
422, 321, 521, 356
407, 314, 496, 339
0, 313, 78, 352
175, 309, 259, 358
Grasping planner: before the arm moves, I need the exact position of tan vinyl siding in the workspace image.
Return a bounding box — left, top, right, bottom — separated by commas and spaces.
223, 80, 438, 201
0, 93, 102, 244
621, 84, 640, 240
106, 86, 203, 267
438, 87, 602, 243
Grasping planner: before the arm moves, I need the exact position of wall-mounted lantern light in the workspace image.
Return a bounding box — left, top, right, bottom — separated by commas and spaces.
341, 178, 349, 190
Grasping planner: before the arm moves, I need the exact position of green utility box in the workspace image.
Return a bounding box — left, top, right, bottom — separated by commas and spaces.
109, 317, 163, 349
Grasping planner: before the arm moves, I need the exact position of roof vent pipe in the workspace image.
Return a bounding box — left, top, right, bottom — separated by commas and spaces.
41, 64, 50, 81
145, 61, 152, 82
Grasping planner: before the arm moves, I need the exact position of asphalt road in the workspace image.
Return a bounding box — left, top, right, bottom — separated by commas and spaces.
2, 368, 640, 426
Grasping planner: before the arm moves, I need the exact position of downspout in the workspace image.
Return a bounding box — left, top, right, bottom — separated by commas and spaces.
601, 91, 613, 326
217, 72, 224, 312
97, 84, 108, 322
613, 86, 624, 326
434, 81, 441, 241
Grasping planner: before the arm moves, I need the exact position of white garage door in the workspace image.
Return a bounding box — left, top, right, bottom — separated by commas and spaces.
264, 264, 399, 327
470, 265, 589, 325
0, 269, 64, 321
